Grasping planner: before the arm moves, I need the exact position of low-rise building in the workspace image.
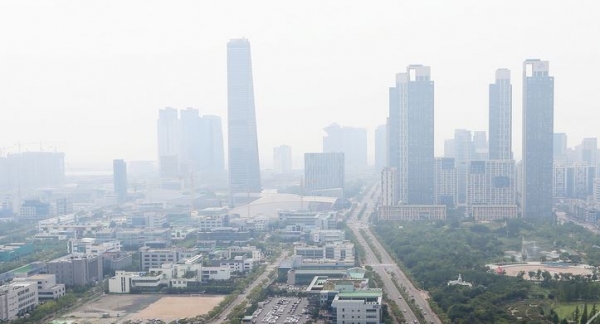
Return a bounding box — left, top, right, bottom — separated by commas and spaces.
378, 205, 446, 221
14, 274, 66, 301
294, 241, 354, 262
116, 228, 171, 248
68, 238, 121, 255
102, 252, 134, 271
0, 243, 33, 262
311, 230, 345, 244
330, 289, 383, 324
0, 282, 38, 321
46, 254, 103, 286
139, 247, 197, 271
197, 227, 251, 248
211, 256, 256, 273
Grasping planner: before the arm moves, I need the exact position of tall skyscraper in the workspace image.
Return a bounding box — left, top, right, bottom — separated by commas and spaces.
113, 159, 128, 203
434, 158, 457, 207
157, 108, 225, 180
179, 107, 202, 175
273, 145, 292, 173
323, 123, 368, 170
580, 138, 597, 167
227, 38, 261, 194
202, 115, 225, 173
553, 133, 568, 162
157, 107, 180, 178
489, 68, 513, 160
453, 129, 474, 205
472, 131, 488, 160
522, 59, 554, 218
388, 65, 434, 205
0, 152, 65, 190
375, 124, 387, 172
304, 153, 345, 193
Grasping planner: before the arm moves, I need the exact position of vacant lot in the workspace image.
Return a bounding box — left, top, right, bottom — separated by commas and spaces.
60, 294, 224, 323
130, 295, 224, 322
489, 262, 594, 277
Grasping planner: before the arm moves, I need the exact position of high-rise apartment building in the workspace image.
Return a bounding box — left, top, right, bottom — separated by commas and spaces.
157, 107, 180, 178
466, 160, 517, 220
580, 138, 597, 167
381, 167, 397, 206
453, 129, 474, 205
434, 158, 458, 207
273, 145, 292, 173
304, 153, 345, 193
388, 65, 435, 205
156, 108, 225, 182
375, 124, 387, 172
553, 133, 568, 163
323, 123, 368, 170
489, 68, 512, 160
472, 131, 488, 160
179, 107, 203, 175
202, 115, 225, 173
553, 164, 595, 199
522, 59, 554, 218
227, 38, 261, 194
113, 159, 127, 203
0, 152, 65, 190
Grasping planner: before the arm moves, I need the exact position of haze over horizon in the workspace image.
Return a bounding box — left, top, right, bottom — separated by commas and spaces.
1, 1, 599, 170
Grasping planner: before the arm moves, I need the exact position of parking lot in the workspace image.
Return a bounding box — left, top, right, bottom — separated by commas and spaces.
251, 297, 311, 324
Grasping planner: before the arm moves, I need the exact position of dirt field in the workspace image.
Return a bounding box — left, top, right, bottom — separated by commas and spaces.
129, 296, 224, 322
489, 262, 594, 277
59, 294, 224, 324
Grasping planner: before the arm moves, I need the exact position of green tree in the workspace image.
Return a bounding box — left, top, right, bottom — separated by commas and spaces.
582, 303, 589, 324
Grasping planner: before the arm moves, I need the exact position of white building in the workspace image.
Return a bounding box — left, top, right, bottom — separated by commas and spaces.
171, 227, 196, 240
212, 246, 264, 262
0, 282, 38, 321
14, 274, 65, 301
311, 230, 345, 244
68, 238, 121, 255
213, 256, 256, 273
108, 259, 231, 294
294, 241, 354, 262
330, 289, 383, 324
139, 247, 197, 271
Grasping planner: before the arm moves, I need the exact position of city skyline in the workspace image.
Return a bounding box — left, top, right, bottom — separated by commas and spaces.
1, 2, 599, 169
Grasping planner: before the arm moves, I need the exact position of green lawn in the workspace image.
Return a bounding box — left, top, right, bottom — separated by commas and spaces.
553, 302, 600, 321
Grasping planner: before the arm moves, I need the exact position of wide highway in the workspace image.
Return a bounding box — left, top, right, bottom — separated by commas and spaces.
348, 183, 442, 324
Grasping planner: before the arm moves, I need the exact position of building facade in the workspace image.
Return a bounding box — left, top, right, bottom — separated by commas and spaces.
434, 158, 458, 207
466, 160, 517, 220
113, 159, 127, 202
522, 59, 554, 218
304, 153, 345, 193
388, 65, 435, 205
489, 68, 512, 160
323, 123, 368, 170
227, 38, 261, 194
273, 145, 292, 173
0, 282, 38, 321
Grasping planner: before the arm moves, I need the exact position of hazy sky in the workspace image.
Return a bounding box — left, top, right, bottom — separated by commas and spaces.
1, 1, 599, 170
